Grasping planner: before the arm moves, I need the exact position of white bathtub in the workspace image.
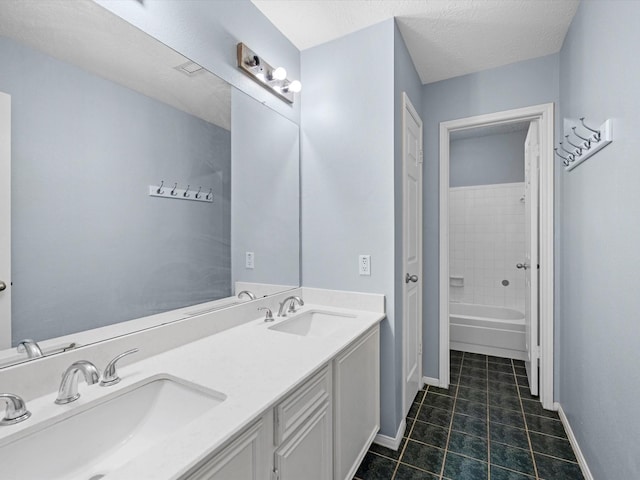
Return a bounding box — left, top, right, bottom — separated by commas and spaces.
449, 303, 527, 360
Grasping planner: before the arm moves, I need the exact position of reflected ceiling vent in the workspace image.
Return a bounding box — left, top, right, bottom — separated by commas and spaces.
174, 60, 205, 76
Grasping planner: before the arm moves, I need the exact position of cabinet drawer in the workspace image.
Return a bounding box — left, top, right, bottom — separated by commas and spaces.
274, 366, 331, 445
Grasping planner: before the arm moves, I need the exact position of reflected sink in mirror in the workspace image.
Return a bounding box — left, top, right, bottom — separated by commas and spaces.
0, 375, 226, 480
269, 310, 358, 337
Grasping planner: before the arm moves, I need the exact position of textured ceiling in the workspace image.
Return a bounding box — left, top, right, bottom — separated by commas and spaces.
0, 0, 231, 130
251, 0, 580, 84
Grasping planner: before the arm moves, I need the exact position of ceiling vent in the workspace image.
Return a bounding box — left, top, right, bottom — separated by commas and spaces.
174, 61, 205, 76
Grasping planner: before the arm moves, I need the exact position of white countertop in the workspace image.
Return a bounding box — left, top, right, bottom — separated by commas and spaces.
0, 302, 384, 480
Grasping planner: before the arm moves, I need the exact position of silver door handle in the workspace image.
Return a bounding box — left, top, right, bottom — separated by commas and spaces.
405, 273, 419, 283
516, 263, 530, 270
0, 280, 6, 291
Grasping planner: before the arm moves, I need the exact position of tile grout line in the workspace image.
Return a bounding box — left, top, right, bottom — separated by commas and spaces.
438, 351, 464, 480
513, 359, 540, 480
486, 355, 491, 480
390, 382, 429, 479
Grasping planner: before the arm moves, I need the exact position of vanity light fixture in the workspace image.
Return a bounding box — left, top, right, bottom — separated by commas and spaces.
237, 42, 301, 104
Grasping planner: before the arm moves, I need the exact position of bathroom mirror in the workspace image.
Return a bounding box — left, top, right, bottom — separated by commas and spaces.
0, 0, 300, 368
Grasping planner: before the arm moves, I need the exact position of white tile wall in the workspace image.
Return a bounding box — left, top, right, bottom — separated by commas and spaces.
449, 183, 526, 311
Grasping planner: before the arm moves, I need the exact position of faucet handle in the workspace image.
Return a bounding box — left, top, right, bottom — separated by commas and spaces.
100, 348, 139, 387
258, 307, 274, 322
0, 393, 31, 426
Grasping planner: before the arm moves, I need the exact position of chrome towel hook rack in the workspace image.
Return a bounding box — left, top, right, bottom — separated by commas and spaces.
555, 117, 613, 171
148, 181, 213, 203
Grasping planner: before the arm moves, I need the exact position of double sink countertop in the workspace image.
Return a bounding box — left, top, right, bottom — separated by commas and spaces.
0, 301, 384, 480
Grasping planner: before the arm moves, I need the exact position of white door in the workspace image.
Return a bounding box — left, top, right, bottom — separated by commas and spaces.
402, 93, 423, 415
523, 120, 539, 396
0, 92, 10, 349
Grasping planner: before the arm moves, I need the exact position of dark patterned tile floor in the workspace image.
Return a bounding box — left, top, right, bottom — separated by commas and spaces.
353, 351, 585, 480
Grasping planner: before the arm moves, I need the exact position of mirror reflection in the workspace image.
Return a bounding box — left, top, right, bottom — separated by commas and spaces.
0, 0, 300, 368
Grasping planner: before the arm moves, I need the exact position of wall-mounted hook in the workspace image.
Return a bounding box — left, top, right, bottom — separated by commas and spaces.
195, 187, 202, 199
554, 148, 570, 167
206, 188, 213, 201
156, 181, 165, 195
571, 127, 592, 149
559, 142, 576, 162
183, 185, 190, 198
564, 135, 583, 155
170, 182, 178, 196
580, 117, 601, 141
559, 142, 576, 161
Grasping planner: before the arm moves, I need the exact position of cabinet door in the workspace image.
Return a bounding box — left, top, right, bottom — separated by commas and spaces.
334, 327, 380, 480
183, 420, 267, 480
275, 402, 332, 480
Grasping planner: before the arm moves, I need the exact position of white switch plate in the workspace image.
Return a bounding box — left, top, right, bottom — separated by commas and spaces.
245, 252, 255, 269
359, 255, 371, 276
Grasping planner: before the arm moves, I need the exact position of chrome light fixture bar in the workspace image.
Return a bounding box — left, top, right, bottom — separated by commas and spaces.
236, 42, 301, 104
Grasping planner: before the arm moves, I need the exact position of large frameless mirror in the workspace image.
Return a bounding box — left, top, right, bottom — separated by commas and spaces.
0, 0, 300, 368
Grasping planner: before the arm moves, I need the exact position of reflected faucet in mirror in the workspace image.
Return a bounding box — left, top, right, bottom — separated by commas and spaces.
237, 290, 257, 301
17, 339, 43, 359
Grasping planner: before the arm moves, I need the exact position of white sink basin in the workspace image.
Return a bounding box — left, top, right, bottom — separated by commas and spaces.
0, 375, 226, 480
269, 310, 357, 337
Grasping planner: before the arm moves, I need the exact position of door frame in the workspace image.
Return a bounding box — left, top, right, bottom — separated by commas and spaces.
0, 92, 10, 349
402, 92, 423, 417
438, 103, 555, 409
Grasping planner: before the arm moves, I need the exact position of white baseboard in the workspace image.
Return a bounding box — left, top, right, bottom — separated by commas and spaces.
373, 419, 406, 451
422, 376, 441, 388
554, 402, 594, 480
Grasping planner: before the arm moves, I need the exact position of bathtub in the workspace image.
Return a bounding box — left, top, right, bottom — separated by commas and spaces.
449, 303, 527, 360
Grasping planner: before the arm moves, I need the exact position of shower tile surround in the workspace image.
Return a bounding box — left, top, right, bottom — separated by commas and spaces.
354, 351, 585, 480
449, 183, 526, 311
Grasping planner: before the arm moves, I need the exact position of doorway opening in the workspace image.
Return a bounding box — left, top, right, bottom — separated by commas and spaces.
438, 104, 555, 409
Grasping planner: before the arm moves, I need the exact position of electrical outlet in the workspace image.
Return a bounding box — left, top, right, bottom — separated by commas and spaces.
359, 255, 371, 276
245, 252, 255, 269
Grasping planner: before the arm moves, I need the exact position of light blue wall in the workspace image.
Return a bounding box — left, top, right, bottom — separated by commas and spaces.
301, 20, 398, 436
557, 1, 640, 477
422, 54, 560, 377
94, 0, 300, 124
2, 37, 231, 343
450, 130, 527, 187
231, 88, 300, 287
393, 21, 423, 428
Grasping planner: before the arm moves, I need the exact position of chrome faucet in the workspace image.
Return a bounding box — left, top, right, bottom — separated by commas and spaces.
0, 393, 31, 425
258, 307, 274, 322
277, 295, 304, 317
100, 349, 138, 387
17, 339, 43, 358
55, 360, 100, 404
237, 290, 257, 300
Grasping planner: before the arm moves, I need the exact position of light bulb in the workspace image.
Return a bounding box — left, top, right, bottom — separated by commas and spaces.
288, 80, 302, 93
272, 67, 287, 81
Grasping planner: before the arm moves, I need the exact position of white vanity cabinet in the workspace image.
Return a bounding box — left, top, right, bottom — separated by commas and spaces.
180, 325, 380, 480
333, 327, 381, 480
273, 366, 332, 480
181, 418, 271, 480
